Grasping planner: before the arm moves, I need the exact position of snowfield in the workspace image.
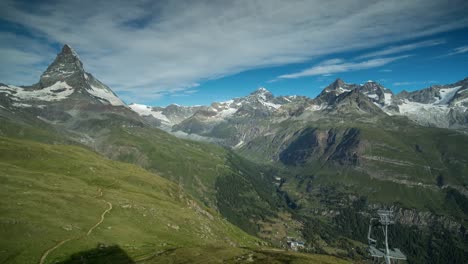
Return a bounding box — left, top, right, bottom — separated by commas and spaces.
129, 103, 171, 124
0, 81, 75, 104
87, 84, 125, 106
435, 86, 461, 105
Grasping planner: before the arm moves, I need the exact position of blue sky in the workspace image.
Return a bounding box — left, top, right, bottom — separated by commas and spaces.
0, 0, 467, 106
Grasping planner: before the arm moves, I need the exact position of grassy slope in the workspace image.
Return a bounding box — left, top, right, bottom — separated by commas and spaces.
0, 136, 261, 264
138, 247, 351, 264
92, 125, 290, 233
0, 113, 294, 243
96, 125, 229, 208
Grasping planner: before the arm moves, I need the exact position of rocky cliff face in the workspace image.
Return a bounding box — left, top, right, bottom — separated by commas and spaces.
278, 127, 363, 166
365, 204, 463, 232
394, 208, 461, 231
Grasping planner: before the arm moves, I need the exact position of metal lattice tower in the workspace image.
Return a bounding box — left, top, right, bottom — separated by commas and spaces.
368, 210, 407, 264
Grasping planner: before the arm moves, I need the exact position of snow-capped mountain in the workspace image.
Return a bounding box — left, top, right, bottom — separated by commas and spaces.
389, 79, 468, 129
359, 81, 394, 107
129, 103, 205, 129
307, 78, 468, 130
0, 44, 143, 138
131, 87, 308, 145
130, 87, 307, 132
314, 79, 393, 108
171, 88, 308, 143
126, 77, 468, 148
0, 45, 125, 109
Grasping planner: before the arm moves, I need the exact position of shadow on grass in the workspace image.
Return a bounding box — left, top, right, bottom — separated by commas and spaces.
56, 245, 135, 264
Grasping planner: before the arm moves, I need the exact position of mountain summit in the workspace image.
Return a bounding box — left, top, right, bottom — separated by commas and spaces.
0, 45, 137, 131
0, 44, 125, 108
40, 44, 85, 87
250, 86, 272, 96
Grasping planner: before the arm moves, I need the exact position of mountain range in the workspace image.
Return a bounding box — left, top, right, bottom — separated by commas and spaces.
129, 77, 468, 147
0, 45, 467, 264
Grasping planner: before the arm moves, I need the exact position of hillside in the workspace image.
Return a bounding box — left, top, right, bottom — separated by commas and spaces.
0, 136, 266, 263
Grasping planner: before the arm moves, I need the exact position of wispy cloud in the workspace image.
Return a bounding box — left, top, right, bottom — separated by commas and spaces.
0, 0, 467, 102
170, 89, 199, 97
393, 80, 438, 86
447, 45, 468, 56
277, 55, 410, 79
357, 39, 445, 59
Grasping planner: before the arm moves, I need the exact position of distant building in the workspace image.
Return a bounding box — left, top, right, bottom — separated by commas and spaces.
286, 237, 305, 251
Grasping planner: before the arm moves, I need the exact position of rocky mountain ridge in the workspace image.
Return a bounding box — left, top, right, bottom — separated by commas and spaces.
128, 78, 468, 149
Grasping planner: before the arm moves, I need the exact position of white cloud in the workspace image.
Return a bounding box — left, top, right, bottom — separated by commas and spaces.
170, 90, 199, 97
277, 55, 410, 79
357, 39, 445, 59
393, 82, 414, 86
0, 32, 56, 85
393, 80, 438, 86
447, 45, 468, 56
0, 0, 467, 101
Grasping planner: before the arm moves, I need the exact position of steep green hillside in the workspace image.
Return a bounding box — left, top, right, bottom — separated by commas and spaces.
85, 123, 291, 236
239, 116, 468, 210
0, 136, 261, 264
93, 124, 229, 208
0, 111, 297, 248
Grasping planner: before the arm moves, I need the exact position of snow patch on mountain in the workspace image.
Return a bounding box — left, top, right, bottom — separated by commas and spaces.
233, 140, 245, 149
129, 103, 171, 123
435, 86, 461, 105
87, 85, 125, 106
12, 102, 33, 108
262, 100, 282, 109
216, 107, 238, 118
0, 81, 74, 103
397, 100, 454, 126
307, 103, 327, 111
338, 87, 351, 93
384, 93, 393, 105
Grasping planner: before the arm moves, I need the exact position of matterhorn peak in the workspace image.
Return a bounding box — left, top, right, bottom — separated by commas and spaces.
60, 44, 81, 59
39, 44, 85, 87
54, 44, 82, 65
